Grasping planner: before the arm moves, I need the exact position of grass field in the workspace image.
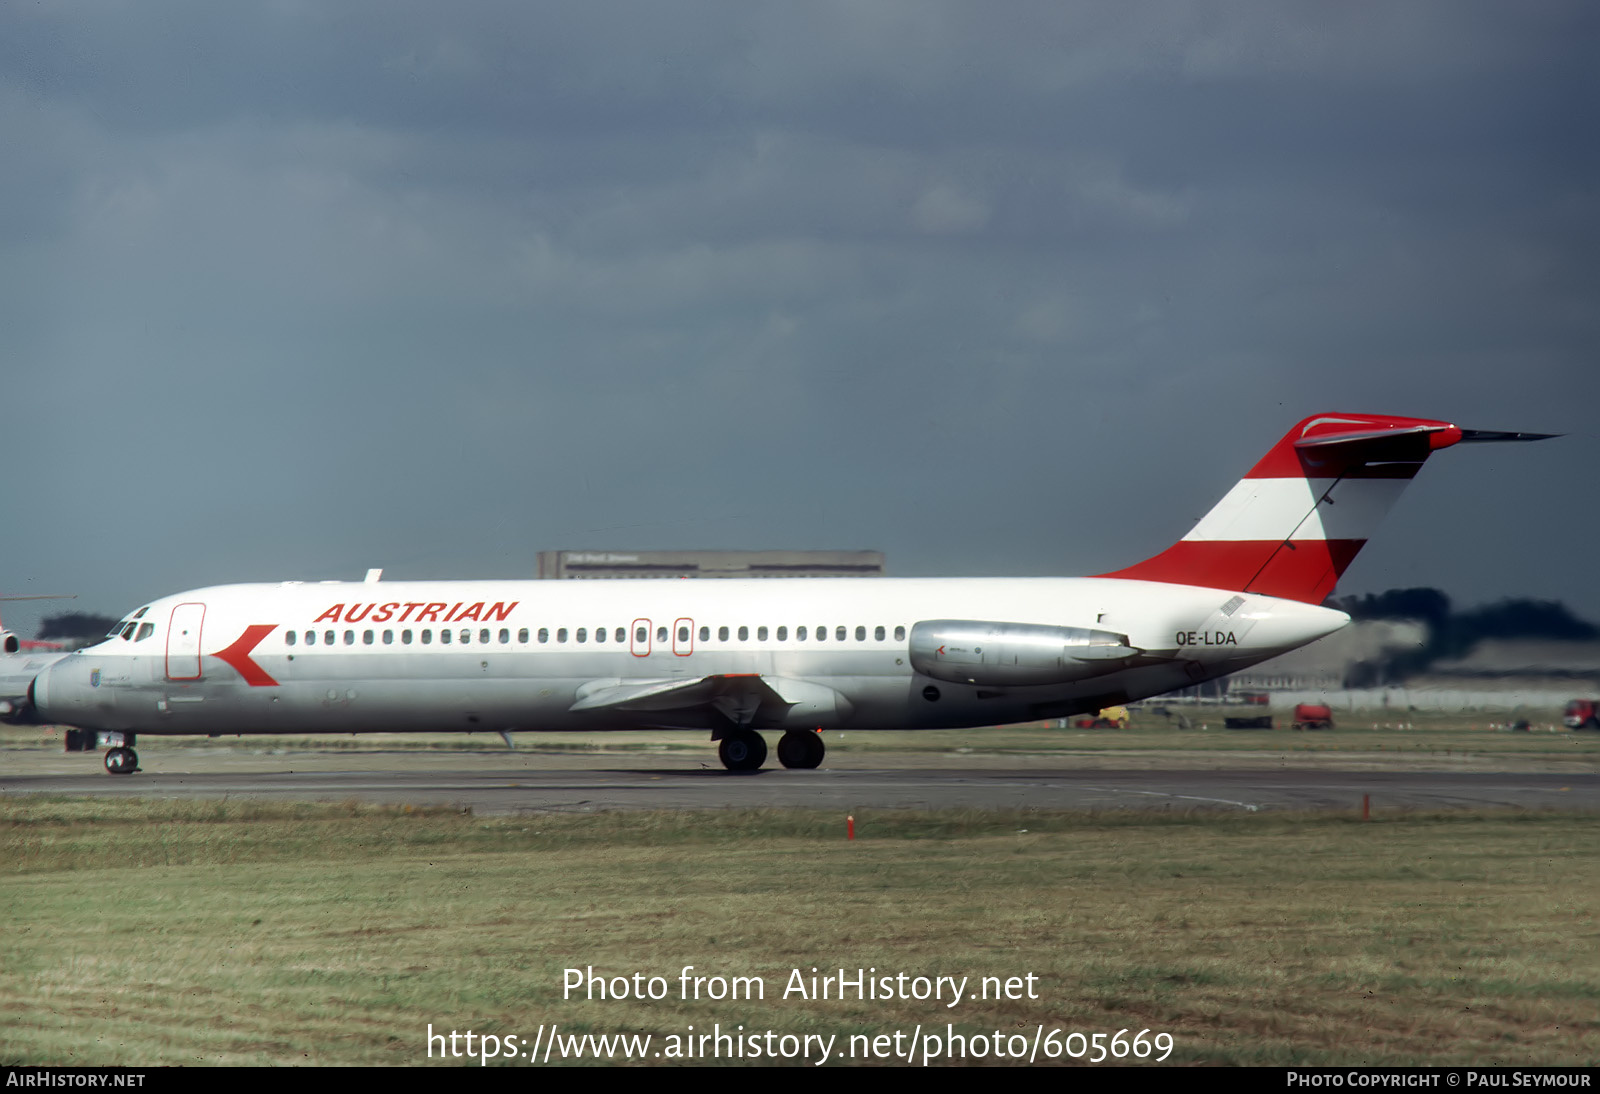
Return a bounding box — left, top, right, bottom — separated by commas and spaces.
3, 798, 1597, 1066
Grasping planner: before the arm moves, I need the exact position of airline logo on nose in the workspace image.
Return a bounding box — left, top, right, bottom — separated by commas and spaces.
212, 625, 280, 687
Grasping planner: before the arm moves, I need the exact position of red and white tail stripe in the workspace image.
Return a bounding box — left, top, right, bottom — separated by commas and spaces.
1101, 414, 1466, 604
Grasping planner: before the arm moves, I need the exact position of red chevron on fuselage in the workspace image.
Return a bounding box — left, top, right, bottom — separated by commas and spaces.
211, 624, 279, 687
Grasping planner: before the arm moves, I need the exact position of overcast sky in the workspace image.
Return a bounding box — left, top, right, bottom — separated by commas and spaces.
2, 2, 1597, 637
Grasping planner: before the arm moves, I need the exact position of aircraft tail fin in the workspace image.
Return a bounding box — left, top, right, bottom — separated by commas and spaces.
1099, 413, 1555, 604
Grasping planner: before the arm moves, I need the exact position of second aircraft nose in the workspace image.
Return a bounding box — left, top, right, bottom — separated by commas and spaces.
31, 655, 103, 725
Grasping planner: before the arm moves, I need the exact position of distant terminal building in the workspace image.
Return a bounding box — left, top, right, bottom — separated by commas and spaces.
536, 550, 886, 580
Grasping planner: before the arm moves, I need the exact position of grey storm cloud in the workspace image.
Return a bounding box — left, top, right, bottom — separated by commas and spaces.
0, 2, 1596, 637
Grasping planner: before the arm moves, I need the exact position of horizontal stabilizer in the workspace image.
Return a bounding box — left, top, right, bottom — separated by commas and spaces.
1291, 423, 1454, 465
1458, 429, 1562, 443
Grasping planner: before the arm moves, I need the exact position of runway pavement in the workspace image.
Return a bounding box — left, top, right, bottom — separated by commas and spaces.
2, 746, 1594, 815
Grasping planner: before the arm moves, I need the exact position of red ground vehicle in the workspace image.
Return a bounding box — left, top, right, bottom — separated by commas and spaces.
1563, 700, 1600, 730
1292, 703, 1334, 730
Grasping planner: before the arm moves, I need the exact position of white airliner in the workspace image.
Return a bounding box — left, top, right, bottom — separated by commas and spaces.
0, 596, 72, 725
26, 413, 1549, 774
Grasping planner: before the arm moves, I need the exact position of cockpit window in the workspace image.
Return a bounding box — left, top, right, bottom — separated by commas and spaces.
120, 623, 137, 641
133, 607, 149, 620
135, 623, 154, 641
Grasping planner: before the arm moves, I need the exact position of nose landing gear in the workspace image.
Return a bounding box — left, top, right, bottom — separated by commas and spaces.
104, 746, 139, 775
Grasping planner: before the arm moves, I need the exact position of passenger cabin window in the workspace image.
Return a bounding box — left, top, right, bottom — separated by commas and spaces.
718, 626, 729, 641
757, 626, 768, 641
797, 626, 807, 640
895, 625, 906, 641
699, 626, 710, 642
836, 626, 846, 641
384, 630, 394, 645
594, 627, 606, 643
855, 626, 866, 641
539, 628, 549, 643
345, 630, 355, 645
678, 626, 689, 643
518, 628, 529, 643
557, 628, 568, 643
324, 630, 335, 645
576, 628, 587, 643
614, 627, 625, 643
286, 630, 297, 646
441, 629, 452, 644
363, 630, 374, 645
656, 626, 668, 643
500, 629, 510, 644
305, 631, 316, 646
816, 626, 826, 641
458, 629, 470, 645
737, 626, 748, 641
776, 626, 787, 641
402, 630, 413, 644
875, 626, 886, 641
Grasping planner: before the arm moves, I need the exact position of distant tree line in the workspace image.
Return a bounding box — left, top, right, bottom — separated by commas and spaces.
1325, 588, 1599, 686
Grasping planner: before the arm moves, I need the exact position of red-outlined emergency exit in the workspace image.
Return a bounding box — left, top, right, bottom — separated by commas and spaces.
166, 602, 206, 680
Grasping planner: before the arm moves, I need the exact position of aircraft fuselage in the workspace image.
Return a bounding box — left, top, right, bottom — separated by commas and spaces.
33, 576, 1347, 737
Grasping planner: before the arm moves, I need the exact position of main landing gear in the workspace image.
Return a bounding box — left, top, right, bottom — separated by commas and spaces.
716, 729, 826, 771
104, 746, 139, 775
777, 730, 825, 770
718, 730, 767, 772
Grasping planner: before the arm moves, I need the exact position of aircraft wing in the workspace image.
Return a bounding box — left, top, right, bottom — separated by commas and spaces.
570, 673, 853, 730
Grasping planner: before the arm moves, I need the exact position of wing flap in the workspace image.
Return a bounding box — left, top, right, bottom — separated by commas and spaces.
570, 673, 853, 729
570, 675, 741, 712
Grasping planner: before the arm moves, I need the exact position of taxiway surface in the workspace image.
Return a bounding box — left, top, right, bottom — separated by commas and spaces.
2, 747, 1594, 815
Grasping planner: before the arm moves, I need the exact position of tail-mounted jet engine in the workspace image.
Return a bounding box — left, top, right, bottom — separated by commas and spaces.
909, 620, 1141, 687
